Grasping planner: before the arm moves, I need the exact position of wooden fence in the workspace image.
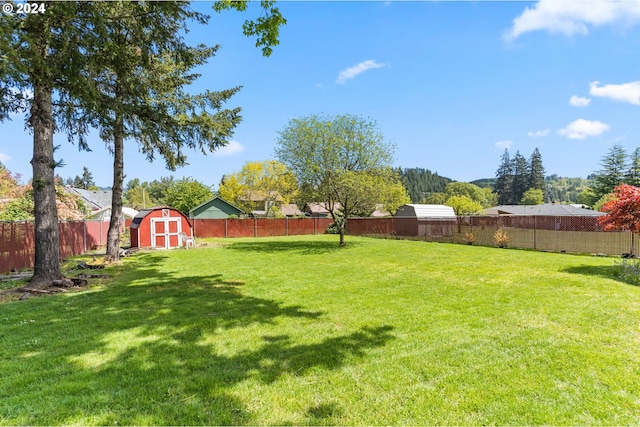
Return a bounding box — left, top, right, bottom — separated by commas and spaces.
2, 215, 632, 274
0, 220, 126, 273
347, 216, 634, 256
192, 217, 333, 238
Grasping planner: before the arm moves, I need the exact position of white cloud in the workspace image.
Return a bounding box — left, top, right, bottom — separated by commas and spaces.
569, 95, 591, 107
505, 0, 640, 40
336, 60, 385, 84
0, 153, 10, 164
495, 140, 513, 149
213, 140, 244, 157
557, 118, 609, 140
528, 129, 550, 138
589, 81, 640, 105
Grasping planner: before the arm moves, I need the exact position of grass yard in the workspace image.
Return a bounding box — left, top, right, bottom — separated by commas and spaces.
1, 235, 640, 425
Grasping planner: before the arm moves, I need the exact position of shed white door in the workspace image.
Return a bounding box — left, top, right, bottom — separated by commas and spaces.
150, 218, 181, 249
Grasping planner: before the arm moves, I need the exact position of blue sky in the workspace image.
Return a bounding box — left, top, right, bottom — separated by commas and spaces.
2, 0, 640, 188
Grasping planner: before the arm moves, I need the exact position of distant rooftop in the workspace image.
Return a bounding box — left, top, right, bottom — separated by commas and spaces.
483, 203, 603, 216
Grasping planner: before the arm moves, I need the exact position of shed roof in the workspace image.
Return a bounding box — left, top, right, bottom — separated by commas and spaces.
130, 206, 191, 229
395, 204, 456, 219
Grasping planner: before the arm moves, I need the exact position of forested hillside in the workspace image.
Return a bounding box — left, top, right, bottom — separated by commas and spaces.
544, 175, 593, 204
397, 168, 453, 203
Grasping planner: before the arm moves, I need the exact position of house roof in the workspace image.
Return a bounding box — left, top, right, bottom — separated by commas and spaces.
189, 196, 245, 216
484, 203, 603, 216
371, 204, 391, 217
280, 203, 304, 216
395, 204, 456, 219
87, 206, 139, 219
66, 187, 113, 210
237, 190, 283, 202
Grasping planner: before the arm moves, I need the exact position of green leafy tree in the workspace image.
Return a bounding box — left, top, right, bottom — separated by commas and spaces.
276, 114, 407, 246
422, 192, 447, 205
164, 177, 213, 214
445, 195, 483, 232
218, 160, 299, 216
444, 182, 488, 207
124, 179, 159, 210
520, 188, 544, 205
481, 187, 498, 208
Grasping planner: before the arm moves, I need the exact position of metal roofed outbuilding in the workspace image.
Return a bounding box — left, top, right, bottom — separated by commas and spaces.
394, 204, 457, 237
395, 204, 457, 219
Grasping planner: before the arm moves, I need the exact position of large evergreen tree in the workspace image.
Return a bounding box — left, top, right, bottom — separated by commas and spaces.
1, 3, 102, 288
626, 147, 640, 187
494, 149, 513, 205
511, 150, 529, 204
528, 148, 546, 194
591, 144, 628, 205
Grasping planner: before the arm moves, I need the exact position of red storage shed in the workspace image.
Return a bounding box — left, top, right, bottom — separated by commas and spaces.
130, 206, 193, 249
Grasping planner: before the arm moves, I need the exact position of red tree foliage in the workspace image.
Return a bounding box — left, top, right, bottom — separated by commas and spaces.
598, 184, 640, 233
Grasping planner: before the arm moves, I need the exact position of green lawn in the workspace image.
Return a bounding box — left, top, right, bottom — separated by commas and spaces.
2, 235, 640, 425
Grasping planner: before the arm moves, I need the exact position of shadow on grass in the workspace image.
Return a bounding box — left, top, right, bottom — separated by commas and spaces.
224, 239, 360, 255
0, 252, 394, 425
562, 264, 640, 287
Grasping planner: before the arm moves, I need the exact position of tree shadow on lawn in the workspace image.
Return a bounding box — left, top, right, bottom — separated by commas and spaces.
1, 255, 394, 425
562, 264, 640, 287
224, 239, 361, 255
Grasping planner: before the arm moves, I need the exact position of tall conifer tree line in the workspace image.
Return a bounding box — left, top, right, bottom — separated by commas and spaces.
493, 148, 546, 205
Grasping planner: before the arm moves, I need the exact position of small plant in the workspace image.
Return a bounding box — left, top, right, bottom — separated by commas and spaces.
494, 228, 510, 248
463, 232, 475, 245
615, 257, 640, 286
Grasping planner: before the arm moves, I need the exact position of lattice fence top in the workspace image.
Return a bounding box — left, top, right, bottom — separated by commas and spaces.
467, 215, 603, 232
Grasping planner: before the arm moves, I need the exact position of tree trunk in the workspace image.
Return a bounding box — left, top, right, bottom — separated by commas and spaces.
105, 114, 124, 262
28, 83, 63, 289
339, 218, 346, 247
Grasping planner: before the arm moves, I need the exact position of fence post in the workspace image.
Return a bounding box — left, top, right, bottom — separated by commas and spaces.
313, 217, 317, 235
285, 217, 289, 236
83, 220, 87, 252
533, 216, 537, 250
224, 218, 228, 238
254, 217, 257, 237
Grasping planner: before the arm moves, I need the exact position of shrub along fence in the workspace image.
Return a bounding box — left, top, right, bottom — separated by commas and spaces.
0, 220, 126, 273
